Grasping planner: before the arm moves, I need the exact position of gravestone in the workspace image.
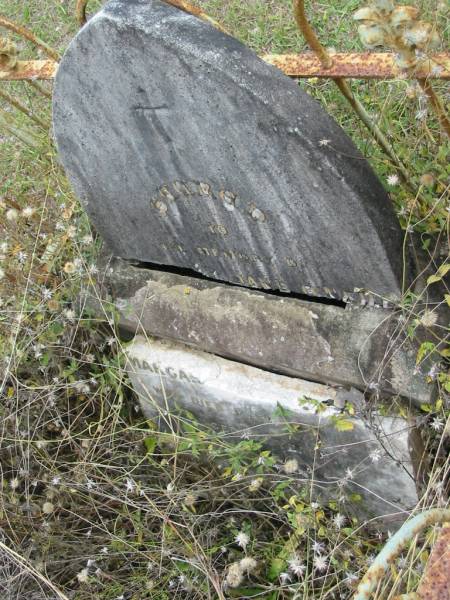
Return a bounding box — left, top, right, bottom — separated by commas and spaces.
127, 336, 419, 523
53, 0, 406, 303
85, 252, 434, 407
54, 0, 437, 521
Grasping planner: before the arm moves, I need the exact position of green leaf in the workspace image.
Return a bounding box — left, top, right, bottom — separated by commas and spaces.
144, 436, 157, 454
427, 263, 450, 285
335, 419, 355, 432
416, 341, 435, 364
268, 558, 285, 581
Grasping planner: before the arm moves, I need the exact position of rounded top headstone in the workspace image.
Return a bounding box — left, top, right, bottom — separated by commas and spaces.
53, 0, 405, 302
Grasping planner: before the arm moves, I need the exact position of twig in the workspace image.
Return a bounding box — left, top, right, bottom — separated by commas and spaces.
293, 0, 412, 188
0, 540, 71, 600
0, 106, 41, 147
0, 86, 49, 129
0, 15, 60, 61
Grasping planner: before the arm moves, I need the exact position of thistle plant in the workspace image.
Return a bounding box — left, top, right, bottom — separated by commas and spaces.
354, 1, 450, 137
354, 0, 441, 69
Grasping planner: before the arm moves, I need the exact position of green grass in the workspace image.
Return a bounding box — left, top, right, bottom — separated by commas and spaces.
0, 1, 449, 599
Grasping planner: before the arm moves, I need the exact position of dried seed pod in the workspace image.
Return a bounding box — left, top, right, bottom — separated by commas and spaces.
358, 23, 386, 48
353, 7, 381, 23
403, 21, 434, 49
389, 6, 420, 28
0, 38, 18, 70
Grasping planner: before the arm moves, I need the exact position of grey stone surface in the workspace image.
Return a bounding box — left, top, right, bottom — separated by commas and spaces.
85, 252, 434, 407
54, 0, 406, 302
127, 336, 419, 522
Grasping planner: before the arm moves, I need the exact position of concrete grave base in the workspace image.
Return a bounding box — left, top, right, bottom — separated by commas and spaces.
85, 252, 435, 407
126, 336, 419, 524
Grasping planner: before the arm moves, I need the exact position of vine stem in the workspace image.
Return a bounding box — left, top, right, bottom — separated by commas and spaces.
0, 86, 49, 129
0, 106, 41, 148
417, 77, 450, 138
0, 16, 60, 61
293, 0, 413, 188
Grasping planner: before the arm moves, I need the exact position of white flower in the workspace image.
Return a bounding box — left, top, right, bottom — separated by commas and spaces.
248, 478, 263, 492
41, 287, 53, 300
239, 557, 257, 573
345, 467, 354, 480
280, 572, 292, 585
6, 208, 18, 221
420, 310, 438, 328
100, 547, 109, 554
81, 234, 93, 245
77, 568, 90, 583
226, 562, 244, 588
64, 308, 76, 321
369, 448, 382, 463
125, 478, 136, 493
22, 206, 35, 217
17, 251, 28, 264
288, 556, 306, 578
345, 571, 359, 585
235, 531, 250, 550
42, 502, 54, 514
318, 139, 331, 147
431, 418, 444, 432
427, 364, 440, 380
9, 478, 20, 490
51, 476, 61, 486
86, 479, 96, 490
312, 541, 325, 554
313, 555, 328, 572
387, 174, 400, 186
283, 458, 298, 475
333, 513, 346, 529
88, 264, 99, 275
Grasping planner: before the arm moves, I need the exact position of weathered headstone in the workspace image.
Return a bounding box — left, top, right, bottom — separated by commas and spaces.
53, 0, 406, 302
85, 252, 434, 407
127, 336, 419, 522
54, 0, 437, 523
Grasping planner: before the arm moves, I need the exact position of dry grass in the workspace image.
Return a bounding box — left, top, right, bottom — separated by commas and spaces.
0, 1, 449, 598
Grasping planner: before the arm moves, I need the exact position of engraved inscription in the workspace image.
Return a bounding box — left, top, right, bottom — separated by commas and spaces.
208, 223, 228, 236
150, 180, 263, 222
131, 357, 203, 384
150, 180, 299, 293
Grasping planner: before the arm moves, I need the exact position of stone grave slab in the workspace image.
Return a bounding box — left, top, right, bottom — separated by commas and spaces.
53, 0, 406, 302
126, 336, 419, 522
83, 252, 434, 407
